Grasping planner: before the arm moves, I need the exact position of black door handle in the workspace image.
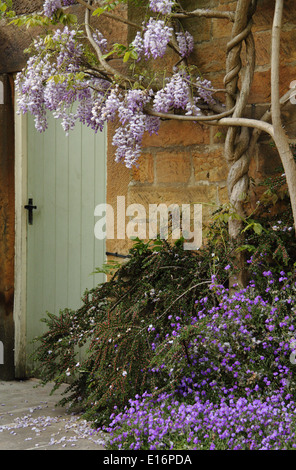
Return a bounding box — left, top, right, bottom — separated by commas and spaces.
24, 198, 37, 225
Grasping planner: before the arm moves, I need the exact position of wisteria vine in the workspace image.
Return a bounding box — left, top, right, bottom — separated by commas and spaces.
15, 0, 215, 168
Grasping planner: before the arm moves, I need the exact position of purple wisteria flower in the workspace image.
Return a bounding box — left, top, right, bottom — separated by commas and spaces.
143, 19, 173, 59
149, 0, 174, 15
43, 0, 62, 18
131, 32, 144, 61
112, 89, 160, 167
16, 24, 161, 167
16, 27, 108, 135
43, 0, 75, 18
153, 71, 201, 116
176, 31, 194, 57
93, 30, 108, 53
196, 77, 216, 105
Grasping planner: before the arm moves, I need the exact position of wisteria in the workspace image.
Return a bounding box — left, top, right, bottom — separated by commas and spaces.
43, 0, 62, 18
131, 31, 145, 61
93, 30, 108, 53
112, 89, 160, 167
131, 19, 174, 61
43, 0, 75, 18
153, 71, 201, 116
143, 18, 173, 59
196, 77, 216, 106
149, 0, 174, 15
16, 26, 108, 134
16, 1, 214, 167
176, 31, 194, 58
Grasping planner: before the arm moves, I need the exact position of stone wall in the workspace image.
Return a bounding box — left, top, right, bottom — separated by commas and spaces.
105, 0, 296, 256
1, 0, 296, 257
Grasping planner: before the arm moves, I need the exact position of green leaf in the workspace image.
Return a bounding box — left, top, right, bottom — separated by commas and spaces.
123, 51, 131, 62
92, 7, 105, 17
130, 50, 138, 60
253, 223, 263, 235
236, 244, 255, 253
102, 49, 116, 60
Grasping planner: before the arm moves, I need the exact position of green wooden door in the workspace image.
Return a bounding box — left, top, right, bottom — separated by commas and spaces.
26, 113, 106, 373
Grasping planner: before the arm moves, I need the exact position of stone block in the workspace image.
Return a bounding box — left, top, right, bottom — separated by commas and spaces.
142, 120, 210, 148
131, 153, 154, 184
156, 151, 191, 184
193, 147, 228, 183
127, 184, 219, 223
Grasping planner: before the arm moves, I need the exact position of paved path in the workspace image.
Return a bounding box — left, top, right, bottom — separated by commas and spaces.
0, 379, 105, 450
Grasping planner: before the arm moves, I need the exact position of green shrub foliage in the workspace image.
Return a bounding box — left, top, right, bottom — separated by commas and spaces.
32, 232, 234, 424
32, 199, 296, 425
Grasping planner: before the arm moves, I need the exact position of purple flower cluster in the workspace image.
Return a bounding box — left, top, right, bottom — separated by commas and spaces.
101, 389, 296, 450
176, 31, 194, 58
132, 20, 194, 62
93, 30, 108, 54
143, 19, 173, 59
112, 89, 160, 167
16, 27, 110, 134
131, 32, 145, 61
97, 271, 296, 450
149, 0, 174, 15
43, 0, 62, 18
16, 15, 213, 168
153, 72, 201, 116
43, 0, 75, 18
196, 77, 216, 105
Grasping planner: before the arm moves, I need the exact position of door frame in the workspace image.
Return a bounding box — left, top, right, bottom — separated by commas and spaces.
14, 96, 28, 378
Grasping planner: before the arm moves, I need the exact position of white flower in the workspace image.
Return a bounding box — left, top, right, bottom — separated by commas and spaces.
122, 370, 127, 377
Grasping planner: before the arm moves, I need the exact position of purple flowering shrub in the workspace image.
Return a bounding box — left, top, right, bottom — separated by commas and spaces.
32, 212, 296, 449
153, 272, 296, 398
102, 389, 296, 450
100, 272, 296, 450
32, 237, 233, 424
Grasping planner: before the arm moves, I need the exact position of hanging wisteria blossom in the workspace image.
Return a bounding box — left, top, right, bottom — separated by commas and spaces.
143, 19, 173, 59
43, 0, 75, 18
196, 77, 216, 106
176, 31, 194, 58
93, 30, 109, 54
15, 1, 215, 168
112, 89, 160, 168
16, 27, 107, 134
149, 0, 174, 15
131, 31, 144, 61
153, 72, 192, 113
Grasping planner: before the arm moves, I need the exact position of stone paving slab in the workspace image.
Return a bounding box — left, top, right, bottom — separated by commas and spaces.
0, 379, 105, 450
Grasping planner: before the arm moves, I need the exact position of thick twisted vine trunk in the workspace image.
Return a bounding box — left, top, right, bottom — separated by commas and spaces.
224, 0, 257, 241
223, 0, 257, 287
